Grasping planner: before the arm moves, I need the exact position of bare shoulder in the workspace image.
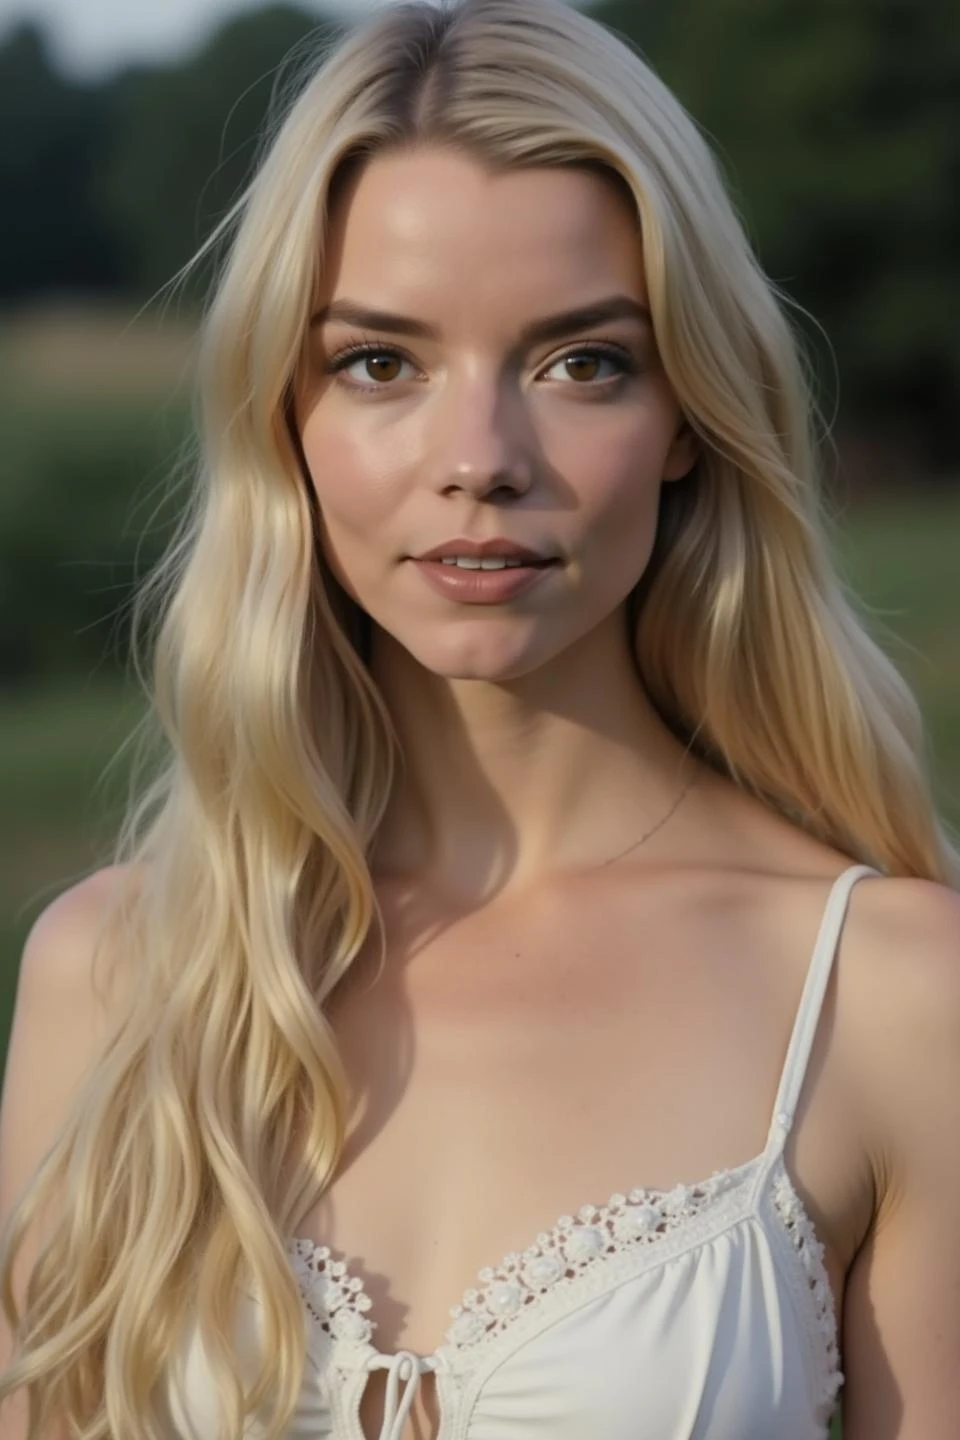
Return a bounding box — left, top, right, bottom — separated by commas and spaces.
834, 869, 960, 1255
8, 863, 142, 1028
706, 782, 960, 1179
0, 864, 143, 1209
826, 875, 960, 1435
0, 864, 143, 1439
794, 864, 960, 1157
16, 859, 140, 961
840, 864, 960, 1123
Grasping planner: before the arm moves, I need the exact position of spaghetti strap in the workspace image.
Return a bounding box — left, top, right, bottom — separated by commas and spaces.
763, 862, 883, 1159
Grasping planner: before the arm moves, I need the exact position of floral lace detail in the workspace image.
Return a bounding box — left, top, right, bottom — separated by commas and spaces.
284, 1157, 841, 1415
770, 1165, 843, 1413
443, 1169, 744, 1349
288, 1239, 377, 1345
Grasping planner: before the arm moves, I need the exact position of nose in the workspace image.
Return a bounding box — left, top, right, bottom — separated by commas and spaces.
429, 371, 534, 501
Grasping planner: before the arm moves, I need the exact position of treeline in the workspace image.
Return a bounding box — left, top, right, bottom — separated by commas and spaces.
3, 0, 959, 459
0, 6, 334, 300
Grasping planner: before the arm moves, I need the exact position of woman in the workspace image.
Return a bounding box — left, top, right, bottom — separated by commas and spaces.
2, 0, 959, 1436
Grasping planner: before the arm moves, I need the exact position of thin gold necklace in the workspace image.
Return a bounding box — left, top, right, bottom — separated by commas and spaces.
595, 765, 701, 870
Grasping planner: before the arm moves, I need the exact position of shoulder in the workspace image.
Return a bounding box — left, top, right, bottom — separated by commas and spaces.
0, 865, 145, 1429
14, 863, 142, 1009
1, 862, 142, 1215
833, 876, 960, 1434
1, 863, 144, 1195
837, 873, 960, 1192
841, 873, 960, 1044
21, 862, 138, 952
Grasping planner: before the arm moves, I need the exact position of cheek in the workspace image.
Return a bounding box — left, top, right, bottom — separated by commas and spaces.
557, 409, 669, 563
301, 414, 396, 526
299, 411, 408, 591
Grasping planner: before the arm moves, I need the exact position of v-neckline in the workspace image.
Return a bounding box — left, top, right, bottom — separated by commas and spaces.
283, 863, 873, 1371
284, 1148, 771, 1364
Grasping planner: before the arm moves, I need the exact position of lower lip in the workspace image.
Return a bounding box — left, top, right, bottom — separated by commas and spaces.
410, 559, 558, 604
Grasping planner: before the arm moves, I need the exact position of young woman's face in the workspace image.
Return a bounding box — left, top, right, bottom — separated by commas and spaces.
295, 144, 697, 680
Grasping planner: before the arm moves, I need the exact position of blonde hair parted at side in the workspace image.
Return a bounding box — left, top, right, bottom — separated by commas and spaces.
2, 0, 957, 1435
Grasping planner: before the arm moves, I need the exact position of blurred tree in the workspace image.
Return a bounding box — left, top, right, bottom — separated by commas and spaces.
2, 0, 957, 455
592, 0, 960, 461
0, 24, 121, 300
98, 5, 338, 300
0, 390, 188, 682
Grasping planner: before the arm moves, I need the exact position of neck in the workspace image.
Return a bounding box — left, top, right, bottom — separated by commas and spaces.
367, 607, 704, 901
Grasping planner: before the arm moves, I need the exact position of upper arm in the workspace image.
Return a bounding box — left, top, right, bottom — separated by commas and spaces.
841, 878, 960, 1439
0, 866, 135, 1440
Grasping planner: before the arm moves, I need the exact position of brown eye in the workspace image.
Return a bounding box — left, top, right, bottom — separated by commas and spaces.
541, 344, 636, 386
564, 355, 603, 382
363, 354, 403, 382
326, 344, 416, 391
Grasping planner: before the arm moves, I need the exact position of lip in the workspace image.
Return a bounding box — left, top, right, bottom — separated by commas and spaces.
410, 556, 558, 605
413, 537, 557, 564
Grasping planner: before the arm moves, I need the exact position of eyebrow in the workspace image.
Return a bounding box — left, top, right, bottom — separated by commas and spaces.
310, 294, 652, 346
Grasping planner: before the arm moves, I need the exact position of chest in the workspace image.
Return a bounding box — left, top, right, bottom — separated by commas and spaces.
294, 874, 867, 1364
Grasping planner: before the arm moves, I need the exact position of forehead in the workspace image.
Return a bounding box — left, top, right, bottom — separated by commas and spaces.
320, 146, 647, 315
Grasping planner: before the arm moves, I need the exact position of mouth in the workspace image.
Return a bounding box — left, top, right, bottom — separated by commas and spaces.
429, 555, 557, 572
408, 553, 561, 605
412, 538, 560, 567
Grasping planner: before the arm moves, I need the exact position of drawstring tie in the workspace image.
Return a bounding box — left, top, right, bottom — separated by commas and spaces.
366, 1349, 438, 1440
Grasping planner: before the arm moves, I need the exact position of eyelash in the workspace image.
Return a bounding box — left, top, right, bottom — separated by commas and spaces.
323, 338, 639, 395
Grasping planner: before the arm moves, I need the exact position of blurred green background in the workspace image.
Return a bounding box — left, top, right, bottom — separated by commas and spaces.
1, 0, 958, 1126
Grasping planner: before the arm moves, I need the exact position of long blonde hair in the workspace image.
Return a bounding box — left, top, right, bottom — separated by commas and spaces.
3, 0, 957, 1435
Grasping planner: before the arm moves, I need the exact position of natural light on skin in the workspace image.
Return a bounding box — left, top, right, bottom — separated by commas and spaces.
293, 146, 705, 890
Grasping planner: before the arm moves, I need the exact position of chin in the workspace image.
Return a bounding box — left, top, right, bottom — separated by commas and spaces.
399, 629, 550, 683
417, 653, 542, 684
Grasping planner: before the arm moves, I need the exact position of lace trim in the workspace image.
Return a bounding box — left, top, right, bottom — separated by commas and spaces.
770, 1165, 844, 1414
288, 1240, 377, 1344
286, 1169, 746, 1352
442, 1170, 743, 1348
286, 1155, 841, 1413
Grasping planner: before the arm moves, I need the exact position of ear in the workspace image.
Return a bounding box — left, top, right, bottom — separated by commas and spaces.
662, 418, 700, 482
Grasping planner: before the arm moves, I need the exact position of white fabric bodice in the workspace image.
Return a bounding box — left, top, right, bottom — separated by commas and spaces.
164, 862, 881, 1440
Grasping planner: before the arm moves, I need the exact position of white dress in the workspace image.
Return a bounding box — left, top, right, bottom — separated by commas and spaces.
165, 862, 881, 1439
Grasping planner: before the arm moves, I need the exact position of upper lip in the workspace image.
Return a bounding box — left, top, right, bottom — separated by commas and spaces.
414, 537, 557, 563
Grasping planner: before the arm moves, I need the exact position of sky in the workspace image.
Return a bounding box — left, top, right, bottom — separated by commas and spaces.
0, 0, 398, 77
